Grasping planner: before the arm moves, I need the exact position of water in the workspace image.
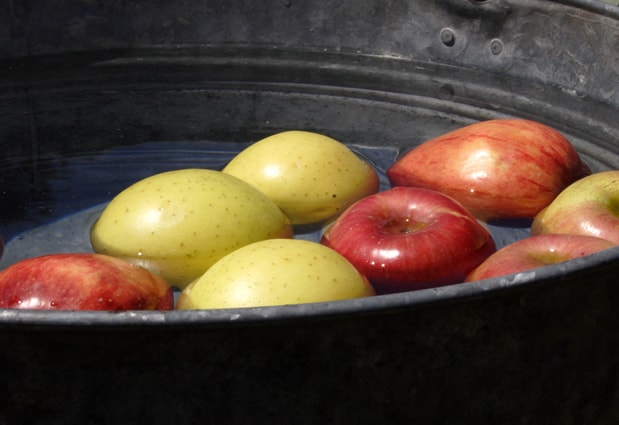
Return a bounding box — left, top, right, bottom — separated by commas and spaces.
0, 140, 529, 270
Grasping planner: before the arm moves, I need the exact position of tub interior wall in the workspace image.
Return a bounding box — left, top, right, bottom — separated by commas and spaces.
1, 0, 618, 155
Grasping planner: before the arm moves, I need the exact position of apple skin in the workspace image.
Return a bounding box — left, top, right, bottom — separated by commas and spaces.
531, 170, 619, 244
320, 186, 497, 294
223, 131, 380, 226
466, 234, 614, 282
90, 168, 293, 289
0, 253, 174, 310
176, 239, 375, 309
387, 119, 590, 221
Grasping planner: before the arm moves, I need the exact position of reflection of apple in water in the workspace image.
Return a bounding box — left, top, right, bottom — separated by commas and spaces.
321, 186, 497, 294
0, 253, 174, 310
387, 119, 590, 221
466, 234, 615, 282
531, 170, 619, 244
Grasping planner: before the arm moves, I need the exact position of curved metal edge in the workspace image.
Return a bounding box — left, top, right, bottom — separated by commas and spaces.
2, 244, 618, 330
554, 0, 619, 17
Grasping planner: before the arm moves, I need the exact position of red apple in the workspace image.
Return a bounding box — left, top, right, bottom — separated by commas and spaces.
0, 234, 3, 261
0, 253, 174, 310
531, 170, 619, 244
387, 119, 591, 221
466, 234, 614, 282
320, 186, 497, 294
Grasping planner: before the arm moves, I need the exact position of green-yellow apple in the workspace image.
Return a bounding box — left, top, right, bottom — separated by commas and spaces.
387, 119, 590, 221
531, 170, 619, 244
222, 131, 380, 227
90, 168, 293, 288
176, 238, 375, 309
321, 186, 497, 294
0, 253, 173, 310
466, 234, 614, 281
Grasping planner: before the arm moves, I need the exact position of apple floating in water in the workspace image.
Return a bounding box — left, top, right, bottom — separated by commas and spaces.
176, 238, 375, 309
387, 119, 591, 221
465, 234, 615, 282
531, 170, 619, 244
90, 168, 293, 289
0, 253, 173, 310
321, 186, 497, 294
223, 130, 380, 228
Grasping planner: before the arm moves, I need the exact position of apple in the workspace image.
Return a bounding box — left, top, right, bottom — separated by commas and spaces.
0, 234, 3, 260
387, 119, 591, 221
90, 168, 293, 289
222, 130, 380, 227
0, 253, 174, 310
465, 234, 614, 282
320, 186, 497, 294
176, 238, 375, 309
531, 170, 619, 244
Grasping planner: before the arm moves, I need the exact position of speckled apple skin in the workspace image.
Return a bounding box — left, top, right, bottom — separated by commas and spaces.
176, 238, 375, 309
223, 131, 380, 225
90, 169, 293, 288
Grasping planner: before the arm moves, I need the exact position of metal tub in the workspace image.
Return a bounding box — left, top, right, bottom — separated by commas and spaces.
1, 1, 618, 423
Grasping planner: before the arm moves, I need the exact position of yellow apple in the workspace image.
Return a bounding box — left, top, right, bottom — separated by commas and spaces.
176, 238, 375, 309
531, 170, 619, 244
222, 131, 380, 226
90, 168, 293, 288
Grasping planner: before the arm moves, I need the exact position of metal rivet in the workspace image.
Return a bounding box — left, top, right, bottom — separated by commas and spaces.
490, 39, 503, 55
440, 28, 456, 47
439, 84, 455, 100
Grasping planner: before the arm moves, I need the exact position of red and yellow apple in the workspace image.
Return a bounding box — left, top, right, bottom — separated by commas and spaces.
320, 186, 497, 294
223, 131, 380, 227
531, 170, 619, 244
176, 238, 375, 309
90, 168, 293, 288
387, 119, 590, 221
0, 253, 174, 310
466, 234, 614, 281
